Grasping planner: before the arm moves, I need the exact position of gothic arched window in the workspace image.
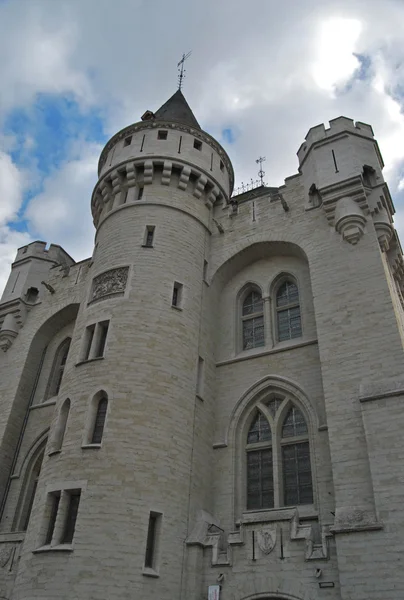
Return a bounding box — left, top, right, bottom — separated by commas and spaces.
275, 280, 301, 342
13, 441, 46, 532
46, 337, 71, 399
245, 397, 313, 511
242, 289, 264, 350
91, 396, 108, 444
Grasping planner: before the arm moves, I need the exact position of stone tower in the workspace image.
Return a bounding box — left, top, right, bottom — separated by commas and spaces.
1, 91, 404, 600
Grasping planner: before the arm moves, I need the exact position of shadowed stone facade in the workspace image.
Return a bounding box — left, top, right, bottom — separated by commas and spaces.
0, 90, 403, 600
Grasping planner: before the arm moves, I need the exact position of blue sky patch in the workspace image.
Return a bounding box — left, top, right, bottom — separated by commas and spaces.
222, 128, 236, 144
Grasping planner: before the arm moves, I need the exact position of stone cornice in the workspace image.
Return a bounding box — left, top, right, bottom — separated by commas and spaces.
98, 119, 235, 193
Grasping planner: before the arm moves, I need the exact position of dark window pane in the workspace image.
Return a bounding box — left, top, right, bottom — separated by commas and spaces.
95, 322, 109, 358
243, 316, 265, 349
91, 398, 108, 444
266, 397, 283, 417
277, 307, 301, 341
282, 442, 313, 506
242, 291, 263, 316
145, 513, 158, 568
62, 491, 81, 544
247, 412, 271, 443
247, 449, 274, 510
282, 406, 308, 438
276, 281, 299, 307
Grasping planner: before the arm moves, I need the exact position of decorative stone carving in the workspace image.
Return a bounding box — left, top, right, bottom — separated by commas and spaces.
256, 525, 276, 554
0, 313, 19, 352
290, 510, 330, 560
90, 267, 129, 304
331, 506, 382, 533
334, 196, 367, 245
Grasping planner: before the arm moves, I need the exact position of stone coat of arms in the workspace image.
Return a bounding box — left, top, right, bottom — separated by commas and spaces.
256, 525, 277, 555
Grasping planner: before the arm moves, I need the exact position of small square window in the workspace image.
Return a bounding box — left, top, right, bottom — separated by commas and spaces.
193, 139, 202, 151
124, 136, 132, 147
220, 160, 224, 172
172, 282, 183, 309
158, 130, 168, 140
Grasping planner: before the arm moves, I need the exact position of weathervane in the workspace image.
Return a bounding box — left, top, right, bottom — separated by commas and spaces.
177, 51, 192, 90
256, 156, 266, 186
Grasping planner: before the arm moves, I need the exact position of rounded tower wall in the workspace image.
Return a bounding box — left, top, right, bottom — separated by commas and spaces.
13, 96, 227, 599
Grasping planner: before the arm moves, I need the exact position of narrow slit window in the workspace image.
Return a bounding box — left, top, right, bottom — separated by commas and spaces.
172, 282, 183, 308
220, 160, 224, 172
91, 397, 108, 444
196, 356, 205, 398
140, 134, 145, 152
137, 186, 144, 200
143, 226, 155, 248
95, 321, 109, 358
83, 325, 95, 361
124, 136, 132, 147
193, 139, 202, 151
178, 135, 182, 153
203, 260, 208, 281
46, 337, 71, 398
158, 130, 168, 140
45, 492, 60, 545
61, 490, 81, 544
144, 512, 161, 569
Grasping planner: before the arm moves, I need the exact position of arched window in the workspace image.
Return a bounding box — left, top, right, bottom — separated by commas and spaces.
13, 442, 46, 532
245, 398, 313, 511
246, 412, 273, 510
52, 398, 70, 452
281, 406, 313, 506
275, 280, 301, 342
46, 338, 71, 399
242, 289, 264, 350
91, 396, 108, 444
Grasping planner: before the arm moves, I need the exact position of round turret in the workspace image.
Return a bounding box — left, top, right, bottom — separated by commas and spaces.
14, 90, 234, 600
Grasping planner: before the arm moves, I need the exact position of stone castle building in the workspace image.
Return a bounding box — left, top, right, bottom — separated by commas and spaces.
0, 89, 403, 600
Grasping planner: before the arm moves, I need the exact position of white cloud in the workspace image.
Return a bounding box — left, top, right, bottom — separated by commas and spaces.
24, 141, 101, 261
312, 17, 363, 94
0, 151, 24, 225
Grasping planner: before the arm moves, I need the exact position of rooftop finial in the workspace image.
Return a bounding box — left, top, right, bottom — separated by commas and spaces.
177, 51, 192, 90
256, 156, 266, 186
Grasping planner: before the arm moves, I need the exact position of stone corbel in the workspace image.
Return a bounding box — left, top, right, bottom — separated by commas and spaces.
161, 161, 173, 186
334, 196, 367, 245
144, 160, 154, 185
0, 313, 19, 352
371, 202, 394, 252
290, 510, 330, 560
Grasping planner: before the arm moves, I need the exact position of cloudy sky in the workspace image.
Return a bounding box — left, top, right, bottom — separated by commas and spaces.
0, 0, 404, 291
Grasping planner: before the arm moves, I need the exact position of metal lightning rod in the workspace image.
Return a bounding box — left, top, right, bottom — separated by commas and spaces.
255, 156, 266, 186
177, 51, 192, 90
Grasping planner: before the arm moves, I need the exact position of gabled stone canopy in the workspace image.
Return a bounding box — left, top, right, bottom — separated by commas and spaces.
154, 89, 201, 130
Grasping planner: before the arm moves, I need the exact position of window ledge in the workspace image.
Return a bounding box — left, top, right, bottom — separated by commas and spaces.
217, 338, 318, 367
30, 399, 57, 410
81, 443, 101, 450
75, 356, 105, 367
48, 449, 61, 457
33, 544, 74, 554
171, 305, 183, 311
242, 505, 318, 524
142, 566, 159, 578
141, 244, 154, 249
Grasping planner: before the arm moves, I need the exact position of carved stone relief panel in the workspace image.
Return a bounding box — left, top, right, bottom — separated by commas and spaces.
90, 267, 129, 304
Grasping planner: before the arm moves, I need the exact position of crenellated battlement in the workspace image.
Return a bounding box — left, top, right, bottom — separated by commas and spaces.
297, 117, 375, 166
14, 241, 75, 267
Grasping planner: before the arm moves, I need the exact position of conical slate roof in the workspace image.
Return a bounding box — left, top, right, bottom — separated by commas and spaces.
154, 89, 201, 130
